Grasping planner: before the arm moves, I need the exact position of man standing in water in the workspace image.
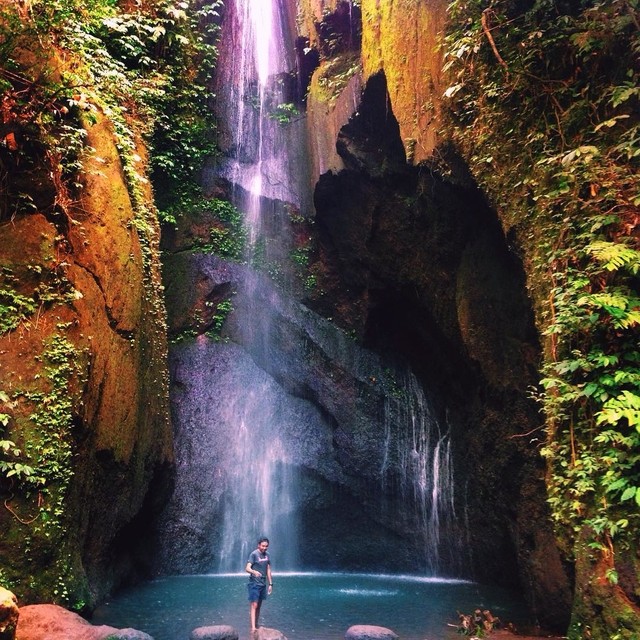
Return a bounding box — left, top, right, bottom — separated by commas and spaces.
245, 537, 273, 631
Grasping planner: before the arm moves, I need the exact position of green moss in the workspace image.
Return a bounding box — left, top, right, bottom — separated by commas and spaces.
205, 299, 234, 342
315, 52, 361, 104
0, 285, 38, 335
192, 197, 248, 261
2, 332, 90, 607
442, 0, 640, 632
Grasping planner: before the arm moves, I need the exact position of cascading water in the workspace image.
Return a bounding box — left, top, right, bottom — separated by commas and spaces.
219, 0, 299, 208
158, 0, 461, 580
381, 368, 455, 574
214, 0, 300, 572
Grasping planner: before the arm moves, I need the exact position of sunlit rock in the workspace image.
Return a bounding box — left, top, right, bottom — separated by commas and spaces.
0, 587, 18, 640
15, 604, 153, 640
345, 624, 398, 640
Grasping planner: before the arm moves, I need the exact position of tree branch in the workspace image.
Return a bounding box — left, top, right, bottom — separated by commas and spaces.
481, 9, 508, 74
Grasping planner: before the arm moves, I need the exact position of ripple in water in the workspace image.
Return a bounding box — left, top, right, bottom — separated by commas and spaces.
337, 589, 399, 597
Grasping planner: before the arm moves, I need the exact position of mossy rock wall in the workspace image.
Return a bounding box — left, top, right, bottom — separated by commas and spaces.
359, 0, 447, 163
0, 108, 172, 608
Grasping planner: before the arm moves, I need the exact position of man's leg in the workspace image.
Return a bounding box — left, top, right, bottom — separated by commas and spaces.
255, 599, 263, 629
250, 600, 259, 631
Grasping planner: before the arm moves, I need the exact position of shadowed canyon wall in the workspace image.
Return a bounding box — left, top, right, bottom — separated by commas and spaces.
296, 0, 573, 631
5, 1, 628, 635
155, 0, 462, 580
155, 0, 572, 632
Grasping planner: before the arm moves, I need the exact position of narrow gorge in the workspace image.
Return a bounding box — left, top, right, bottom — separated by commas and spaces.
0, 1, 638, 639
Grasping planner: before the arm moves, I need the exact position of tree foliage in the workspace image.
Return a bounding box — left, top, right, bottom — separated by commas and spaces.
442, 0, 639, 614
0, 0, 221, 220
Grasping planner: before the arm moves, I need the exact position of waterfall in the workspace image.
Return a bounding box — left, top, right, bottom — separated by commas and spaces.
218, 0, 298, 207
159, 0, 460, 580
214, 0, 300, 572
381, 368, 456, 575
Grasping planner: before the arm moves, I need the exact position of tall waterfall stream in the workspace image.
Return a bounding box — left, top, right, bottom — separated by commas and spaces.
215, 0, 303, 572
214, 0, 458, 576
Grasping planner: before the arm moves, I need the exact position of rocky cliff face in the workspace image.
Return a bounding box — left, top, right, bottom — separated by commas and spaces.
155, 0, 462, 583
0, 72, 172, 606
295, 0, 573, 631
360, 0, 447, 163
0, 0, 575, 630
156, 246, 463, 575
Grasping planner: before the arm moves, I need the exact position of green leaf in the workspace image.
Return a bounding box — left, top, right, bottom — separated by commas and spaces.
605, 478, 628, 493
620, 486, 637, 501
560, 146, 600, 166
584, 382, 599, 397
606, 568, 619, 585
586, 241, 640, 275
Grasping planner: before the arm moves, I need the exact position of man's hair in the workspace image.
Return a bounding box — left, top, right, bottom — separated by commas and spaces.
258, 537, 269, 545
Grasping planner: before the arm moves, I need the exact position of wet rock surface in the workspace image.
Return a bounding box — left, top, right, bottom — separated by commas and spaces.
189, 625, 239, 640
0, 109, 172, 606
253, 629, 287, 640
304, 67, 572, 631
344, 625, 398, 640
156, 252, 446, 573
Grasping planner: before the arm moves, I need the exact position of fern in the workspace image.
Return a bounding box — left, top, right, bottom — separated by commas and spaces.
586, 241, 640, 274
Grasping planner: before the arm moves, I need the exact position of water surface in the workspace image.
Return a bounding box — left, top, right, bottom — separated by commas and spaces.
92, 572, 532, 640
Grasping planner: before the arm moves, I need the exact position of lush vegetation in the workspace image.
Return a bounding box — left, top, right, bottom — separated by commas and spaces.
442, 0, 639, 635
0, 0, 222, 606
0, 0, 221, 222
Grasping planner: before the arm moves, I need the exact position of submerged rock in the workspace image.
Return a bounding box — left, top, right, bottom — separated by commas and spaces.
189, 625, 238, 640
254, 628, 287, 640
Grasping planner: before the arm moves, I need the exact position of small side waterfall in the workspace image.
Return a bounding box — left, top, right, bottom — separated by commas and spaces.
381, 369, 455, 574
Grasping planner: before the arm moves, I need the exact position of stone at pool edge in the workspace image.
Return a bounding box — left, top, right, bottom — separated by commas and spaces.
14, 603, 154, 640
189, 625, 239, 640
253, 628, 287, 640
105, 630, 155, 640
0, 586, 19, 640
188, 626, 286, 640
345, 625, 399, 640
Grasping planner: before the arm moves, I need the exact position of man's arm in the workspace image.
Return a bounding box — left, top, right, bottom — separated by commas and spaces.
245, 561, 260, 577
267, 562, 273, 592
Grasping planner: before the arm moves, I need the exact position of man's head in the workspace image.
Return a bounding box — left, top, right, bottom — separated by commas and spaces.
257, 537, 269, 553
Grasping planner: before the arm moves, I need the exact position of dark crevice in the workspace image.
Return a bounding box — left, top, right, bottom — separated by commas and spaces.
314, 1, 362, 57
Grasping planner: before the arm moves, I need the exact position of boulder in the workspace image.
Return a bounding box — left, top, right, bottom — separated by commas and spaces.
15, 604, 153, 640
189, 625, 238, 640
0, 587, 19, 640
254, 628, 287, 640
344, 625, 398, 640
